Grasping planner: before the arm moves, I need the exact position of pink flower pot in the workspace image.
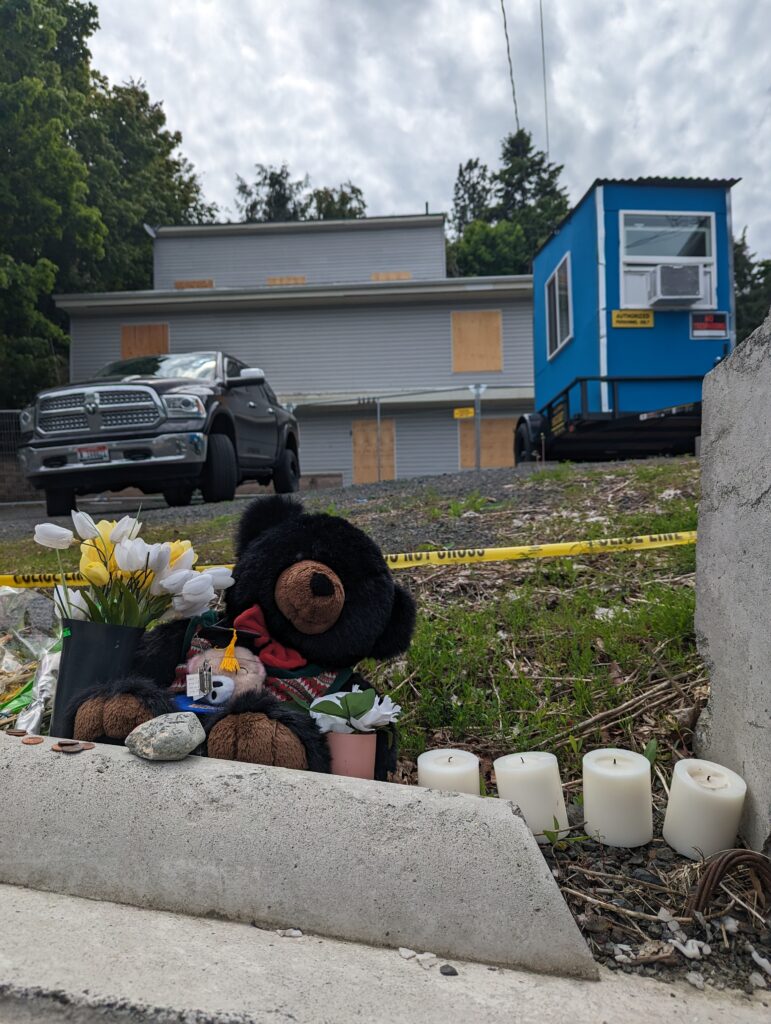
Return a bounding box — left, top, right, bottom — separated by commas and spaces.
327, 731, 377, 780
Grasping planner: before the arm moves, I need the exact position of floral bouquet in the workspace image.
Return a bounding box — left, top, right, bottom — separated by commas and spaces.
309, 685, 401, 734
34, 511, 234, 737
34, 512, 234, 627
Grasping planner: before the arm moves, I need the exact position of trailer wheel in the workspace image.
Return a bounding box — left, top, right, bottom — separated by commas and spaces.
514, 424, 533, 464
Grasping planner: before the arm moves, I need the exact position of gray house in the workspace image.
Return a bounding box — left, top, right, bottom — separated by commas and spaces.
57, 215, 535, 485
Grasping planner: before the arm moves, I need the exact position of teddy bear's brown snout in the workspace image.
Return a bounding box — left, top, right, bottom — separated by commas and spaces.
274, 559, 345, 634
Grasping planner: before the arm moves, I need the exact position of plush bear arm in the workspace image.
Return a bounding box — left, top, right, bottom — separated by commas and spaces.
132, 619, 192, 685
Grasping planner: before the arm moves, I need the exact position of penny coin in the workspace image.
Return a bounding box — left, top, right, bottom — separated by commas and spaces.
21, 736, 44, 745
60, 743, 84, 754
6, 729, 27, 737
80, 742, 96, 750
58, 739, 80, 747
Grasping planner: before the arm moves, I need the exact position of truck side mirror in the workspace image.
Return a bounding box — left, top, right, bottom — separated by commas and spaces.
226, 367, 265, 387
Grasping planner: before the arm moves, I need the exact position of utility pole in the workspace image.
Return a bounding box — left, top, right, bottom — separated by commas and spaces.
469, 384, 487, 473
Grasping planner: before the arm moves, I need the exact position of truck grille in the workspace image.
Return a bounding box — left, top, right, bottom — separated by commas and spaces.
36, 386, 162, 436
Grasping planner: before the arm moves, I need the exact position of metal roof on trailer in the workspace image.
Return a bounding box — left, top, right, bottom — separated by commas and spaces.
533, 176, 741, 260
55, 275, 533, 315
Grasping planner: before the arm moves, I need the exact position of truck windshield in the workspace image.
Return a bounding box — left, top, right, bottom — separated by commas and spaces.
95, 353, 218, 380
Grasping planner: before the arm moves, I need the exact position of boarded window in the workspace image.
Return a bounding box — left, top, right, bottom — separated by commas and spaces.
120, 324, 169, 359
459, 418, 516, 470
451, 311, 503, 373
370, 271, 412, 282
266, 275, 307, 286
174, 279, 214, 289
351, 419, 395, 484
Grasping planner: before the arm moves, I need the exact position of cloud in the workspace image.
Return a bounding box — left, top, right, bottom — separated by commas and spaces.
90, 0, 771, 253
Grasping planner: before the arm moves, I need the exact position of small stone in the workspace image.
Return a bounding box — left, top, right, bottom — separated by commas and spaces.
657, 908, 674, 923
749, 972, 768, 990
399, 947, 417, 960
415, 952, 437, 969
632, 869, 663, 886
583, 914, 611, 935
653, 847, 675, 863
752, 950, 771, 976
672, 939, 703, 960
685, 971, 704, 990
276, 928, 303, 938
440, 964, 458, 976
125, 713, 205, 761
721, 915, 739, 934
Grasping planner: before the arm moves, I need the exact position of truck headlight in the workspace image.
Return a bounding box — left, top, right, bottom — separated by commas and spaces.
163, 394, 206, 419
19, 406, 34, 432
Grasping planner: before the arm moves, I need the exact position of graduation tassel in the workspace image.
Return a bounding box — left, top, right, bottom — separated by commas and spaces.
219, 628, 240, 673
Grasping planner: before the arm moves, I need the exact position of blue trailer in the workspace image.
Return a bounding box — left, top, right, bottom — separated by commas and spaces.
516, 177, 739, 462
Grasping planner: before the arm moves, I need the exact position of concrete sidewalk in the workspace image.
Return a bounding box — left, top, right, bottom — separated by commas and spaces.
0, 885, 766, 1024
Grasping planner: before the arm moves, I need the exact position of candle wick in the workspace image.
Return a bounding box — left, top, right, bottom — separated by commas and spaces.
613, 758, 617, 765
520, 756, 525, 764
448, 756, 453, 763
707, 775, 711, 781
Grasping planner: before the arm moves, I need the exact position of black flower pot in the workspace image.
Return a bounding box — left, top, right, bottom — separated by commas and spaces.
50, 619, 145, 738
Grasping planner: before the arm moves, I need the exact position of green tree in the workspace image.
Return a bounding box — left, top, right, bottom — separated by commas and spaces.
235, 164, 366, 222
733, 231, 771, 343
235, 163, 309, 222
305, 181, 366, 220
0, 0, 214, 405
447, 128, 569, 276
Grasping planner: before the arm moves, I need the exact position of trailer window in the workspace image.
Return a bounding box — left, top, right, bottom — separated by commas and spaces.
546, 255, 572, 359
620, 210, 716, 308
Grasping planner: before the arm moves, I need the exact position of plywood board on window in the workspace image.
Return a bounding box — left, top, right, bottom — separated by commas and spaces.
371, 270, 412, 282
120, 324, 169, 359
451, 310, 503, 373
174, 279, 214, 289
351, 419, 395, 484
267, 275, 307, 286
459, 417, 515, 470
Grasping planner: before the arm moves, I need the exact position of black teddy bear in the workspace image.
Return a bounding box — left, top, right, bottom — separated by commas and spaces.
71, 496, 416, 779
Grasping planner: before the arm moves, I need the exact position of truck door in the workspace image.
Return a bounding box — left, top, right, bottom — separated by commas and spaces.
245, 381, 279, 465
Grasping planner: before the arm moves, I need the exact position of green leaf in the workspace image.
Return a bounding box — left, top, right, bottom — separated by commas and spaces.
643, 739, 658, 765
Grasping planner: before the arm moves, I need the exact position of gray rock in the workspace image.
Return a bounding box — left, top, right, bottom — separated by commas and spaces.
749, 971, 768, 990
685, 971, 704, 990
125, 713, 205, 761
440, 964, 458, 976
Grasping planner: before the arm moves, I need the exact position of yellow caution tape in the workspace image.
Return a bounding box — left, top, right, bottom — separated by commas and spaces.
0, 530, 696, 588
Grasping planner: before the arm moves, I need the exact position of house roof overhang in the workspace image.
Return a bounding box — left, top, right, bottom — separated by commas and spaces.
55, 276, 533, 316
149, 213, 446, 239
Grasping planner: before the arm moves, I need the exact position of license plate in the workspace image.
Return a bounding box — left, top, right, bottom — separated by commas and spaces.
76, 444, 109, 464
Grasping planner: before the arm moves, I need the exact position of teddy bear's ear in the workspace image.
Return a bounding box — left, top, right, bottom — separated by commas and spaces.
236, 496, 302, 557
368, 583, 417, 660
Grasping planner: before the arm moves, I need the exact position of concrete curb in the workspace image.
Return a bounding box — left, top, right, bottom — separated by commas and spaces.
1, 739, 596, 978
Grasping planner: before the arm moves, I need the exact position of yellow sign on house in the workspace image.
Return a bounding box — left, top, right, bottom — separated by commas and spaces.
611, 309, 655, 328
453, 407, 475, 419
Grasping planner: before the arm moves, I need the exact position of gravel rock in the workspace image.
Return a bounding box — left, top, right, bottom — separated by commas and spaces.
125, 713, 205, 761
685, 971, 705, 990
276, 928, 303, 938
749, 971, 768, 990
399, 948, 416, 960
439, 964, 458, 976
415, 952, 437, 969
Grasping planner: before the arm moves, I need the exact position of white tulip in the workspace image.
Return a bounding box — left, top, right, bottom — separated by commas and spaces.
147, 543, 171, 574
110, 516, 142, 543
53, 585, 89, 620
159, 569, 198, 594
170, 547, 196, 573
171, 592, 214, 618
182, 574, 216, 601
70, 510, 100, 539
33, 523, 74, 549
201, 566, 235, 590
114, 537, 150, 573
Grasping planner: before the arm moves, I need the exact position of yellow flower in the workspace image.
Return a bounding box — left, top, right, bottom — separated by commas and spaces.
79, 519, 118, 581
81, 560, 110, 586
167, 539, 197, 569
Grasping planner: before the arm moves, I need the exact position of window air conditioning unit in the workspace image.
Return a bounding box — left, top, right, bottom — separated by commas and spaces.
647, 264, 705, 307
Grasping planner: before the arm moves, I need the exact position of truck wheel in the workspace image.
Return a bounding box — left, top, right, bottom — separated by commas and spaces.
514, 424, 533, 464
45, 488, 77, 517
200, 434, 237, 503
162, 485, 194, 507
273, 449, 300, 494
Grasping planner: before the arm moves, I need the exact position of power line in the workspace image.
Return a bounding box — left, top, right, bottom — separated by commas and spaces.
539, 0, 550, 157
499, 0, 520, 131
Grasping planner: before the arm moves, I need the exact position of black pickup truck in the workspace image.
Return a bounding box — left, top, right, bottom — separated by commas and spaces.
17, 351, 301, 516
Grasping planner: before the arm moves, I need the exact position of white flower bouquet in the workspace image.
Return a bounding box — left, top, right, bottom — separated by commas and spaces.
34, 512, 233, 627
309, 685, 401, 735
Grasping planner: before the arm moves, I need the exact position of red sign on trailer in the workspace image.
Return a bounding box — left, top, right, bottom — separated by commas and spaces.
690, 312, 729, 339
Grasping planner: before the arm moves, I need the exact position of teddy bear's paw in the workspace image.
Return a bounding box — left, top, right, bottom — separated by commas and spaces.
207, 711, 308, 770
101, 694, 155, 740
72, 696, 108, 741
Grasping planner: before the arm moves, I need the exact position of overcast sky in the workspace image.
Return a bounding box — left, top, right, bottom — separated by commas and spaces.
91, 0, 771, 254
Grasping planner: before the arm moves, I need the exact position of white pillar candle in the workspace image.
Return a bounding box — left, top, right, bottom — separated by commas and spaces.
583, 748, 653, 848
494, 752, 569, 844
417, 749, 480, 796
663, 758, 746, 860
